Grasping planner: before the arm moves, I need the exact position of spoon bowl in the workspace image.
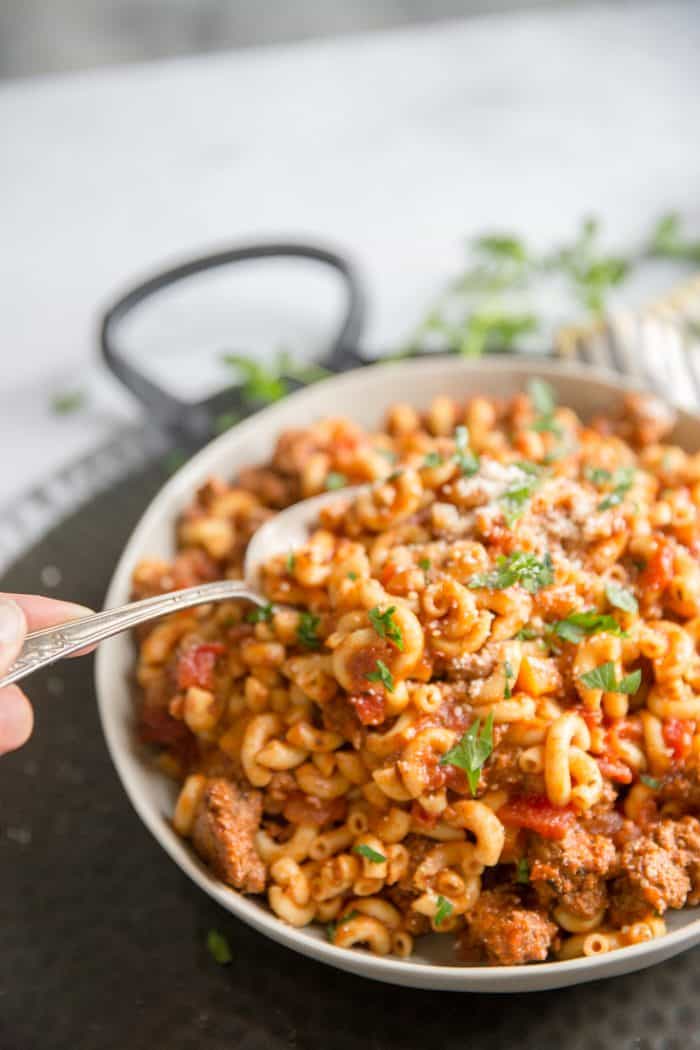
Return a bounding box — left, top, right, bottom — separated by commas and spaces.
0, 485, 362, 689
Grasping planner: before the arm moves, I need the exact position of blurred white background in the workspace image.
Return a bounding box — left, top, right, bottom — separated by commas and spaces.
0, 0, 699, 510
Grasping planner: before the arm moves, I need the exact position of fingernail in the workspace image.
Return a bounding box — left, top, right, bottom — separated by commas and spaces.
0, 600, 25, 646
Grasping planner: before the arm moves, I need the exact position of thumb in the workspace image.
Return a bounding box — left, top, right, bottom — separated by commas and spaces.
0, 600, 27, 672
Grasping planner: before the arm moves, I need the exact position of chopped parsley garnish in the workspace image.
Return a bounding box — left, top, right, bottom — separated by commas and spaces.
418, 557, 431, 571
347, 571, 358, 581
515, 858, 530, 884
286, 551, 296, 574
588, 465, 635, 510
423, 451, 444, 468
435, 895, 454, 926
515, 625, 539, 641
51, 389, 87, 415
326, 909, 360, 941
368, 606, 404, 650
605, 581, 638, 615
504, 660, 514, 699
549, 610, 624, 644
325, 472, 347, 491
245, 602, 274, 624
578, 661, 641, 694
640, 774, 662, 790
377, 448, 398, 464
365, 659, 394, 693
500, 472, 540, 527
469, 551, 554, 594
528, 378, 563, 437
439, 711, 495, 796
206, 929, 232, 965
297, 612, 321, 650
584, 465, 613, 486
353, 844, 386, 864
453, 425, 479, 476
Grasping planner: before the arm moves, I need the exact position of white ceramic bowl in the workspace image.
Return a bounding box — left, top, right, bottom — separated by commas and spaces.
96, 356, 700, 993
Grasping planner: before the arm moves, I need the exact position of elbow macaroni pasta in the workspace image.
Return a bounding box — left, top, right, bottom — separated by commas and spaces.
134, 386, 700, 965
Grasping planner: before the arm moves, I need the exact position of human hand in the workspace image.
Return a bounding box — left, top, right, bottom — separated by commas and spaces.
0, 593, 93, 755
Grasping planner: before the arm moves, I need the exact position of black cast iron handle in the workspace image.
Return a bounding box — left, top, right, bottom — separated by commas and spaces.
100, 240, 368, 445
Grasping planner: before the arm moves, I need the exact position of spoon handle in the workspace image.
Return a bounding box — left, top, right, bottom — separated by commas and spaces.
0, 580, 260, 689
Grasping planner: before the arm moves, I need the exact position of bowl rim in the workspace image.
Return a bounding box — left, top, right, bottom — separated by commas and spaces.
95, 354, 700, 990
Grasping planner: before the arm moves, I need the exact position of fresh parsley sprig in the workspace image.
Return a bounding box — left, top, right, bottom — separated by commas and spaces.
586, 465, 635, 510
454, 425, 479, 476
368, 606, 404, 650
578, 660, 641, 694
439, 712, 495, 796
549, 610, 625, 644
605, 582, 638, 614
500, 471, 540, 527
297, 612, 321, 650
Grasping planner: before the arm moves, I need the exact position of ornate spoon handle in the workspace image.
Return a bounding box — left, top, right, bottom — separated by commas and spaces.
0, 580, 260, 689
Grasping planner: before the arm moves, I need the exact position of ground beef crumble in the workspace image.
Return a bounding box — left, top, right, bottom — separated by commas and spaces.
191, 778, 266, 894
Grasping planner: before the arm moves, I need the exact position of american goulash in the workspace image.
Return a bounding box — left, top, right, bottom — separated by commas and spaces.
132, 380, 700, 965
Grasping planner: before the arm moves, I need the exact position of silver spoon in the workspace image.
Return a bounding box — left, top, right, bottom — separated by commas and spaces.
0, 486, 361, 689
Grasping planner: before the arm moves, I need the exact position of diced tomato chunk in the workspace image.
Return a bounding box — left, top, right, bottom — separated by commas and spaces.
639, 538, 674, 591
663, 718, 693, 762
139, 705, 191, 746
175, 642, 226, 690
411, 800, 439, 830
596, 756, 633, 784
348, 691, 386, 726
498, 794, 575, 840
282, 792, 346, 827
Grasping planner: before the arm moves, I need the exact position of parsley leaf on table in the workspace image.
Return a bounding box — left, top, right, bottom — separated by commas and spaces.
206, 930, 232, 965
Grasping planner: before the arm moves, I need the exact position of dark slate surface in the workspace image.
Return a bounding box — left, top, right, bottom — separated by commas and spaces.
1, 454, 699, 1050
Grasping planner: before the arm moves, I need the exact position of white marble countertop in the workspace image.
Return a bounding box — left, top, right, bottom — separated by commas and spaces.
1, 0, 699, 509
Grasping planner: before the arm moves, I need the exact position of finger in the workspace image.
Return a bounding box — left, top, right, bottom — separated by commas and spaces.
0, 593, 96, 658
0, 685, 34, 755
0, 599, 27, 672
0, 593, 93, 632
